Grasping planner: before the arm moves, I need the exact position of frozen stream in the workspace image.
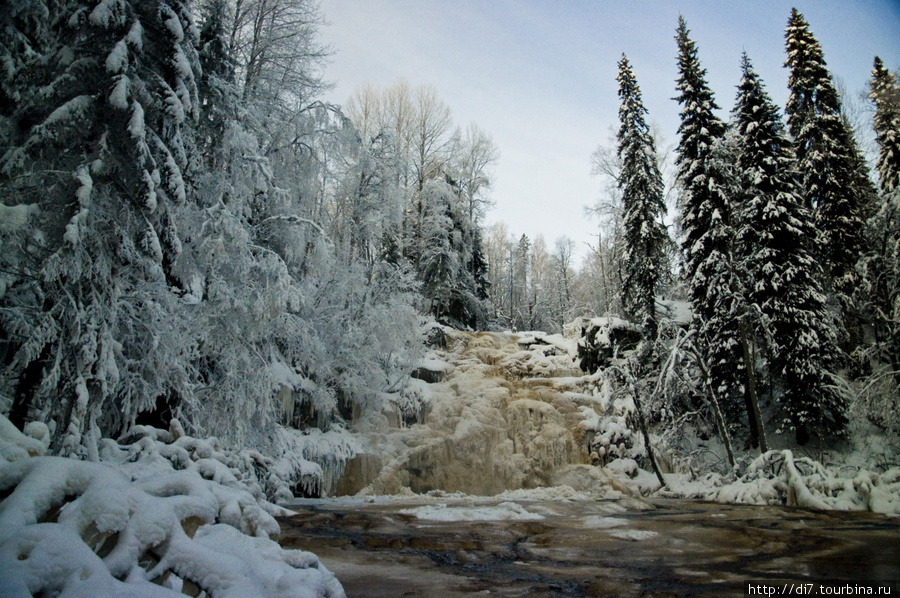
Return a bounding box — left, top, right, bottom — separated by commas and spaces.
280, 496, 900, 597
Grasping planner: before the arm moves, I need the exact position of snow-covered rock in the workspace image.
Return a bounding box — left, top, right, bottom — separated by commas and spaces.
576, 316, 642, 374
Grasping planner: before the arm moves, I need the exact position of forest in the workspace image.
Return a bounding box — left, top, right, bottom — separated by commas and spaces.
0, 0, 899, 596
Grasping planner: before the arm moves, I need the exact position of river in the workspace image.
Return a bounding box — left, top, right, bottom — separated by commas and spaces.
279, 495, 900, 597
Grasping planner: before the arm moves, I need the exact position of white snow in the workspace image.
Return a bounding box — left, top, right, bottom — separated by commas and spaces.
89, 0, 127, 28
608, 529, 658, 541
415, 357, 451, 374
581, 516, 628, 529
399, 501, 544, 521
0, 415, 346, 598
109, 75, 130, 109
0, 203, 39, 236
658, 450, 900, 515
105, 39, 129, 73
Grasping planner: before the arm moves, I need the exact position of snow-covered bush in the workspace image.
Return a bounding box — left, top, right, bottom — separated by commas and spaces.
652, 449, 900, 515
0, 415, 345, 597
270, 426, 359, 499
713, 450, 900, 514
577, 375, 640, 466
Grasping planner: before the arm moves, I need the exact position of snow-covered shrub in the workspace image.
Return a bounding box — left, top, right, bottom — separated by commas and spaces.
659, 449, 900, 515
719, 450, 900, 514
390, 383, 431, 426
576, 373, 641, 466
0, 415, 345, 597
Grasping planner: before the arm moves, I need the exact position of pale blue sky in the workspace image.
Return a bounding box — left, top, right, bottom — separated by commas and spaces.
317, 0, 900, 262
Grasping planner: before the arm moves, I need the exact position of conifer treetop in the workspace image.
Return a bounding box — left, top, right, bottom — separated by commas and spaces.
615, 54, 668, 335
871, 56, 900, 192
783, 7, 867, 292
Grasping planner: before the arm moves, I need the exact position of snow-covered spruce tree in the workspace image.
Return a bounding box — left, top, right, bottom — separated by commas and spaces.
195, 0, 238, 170
871, 57, 900, 194
856, 58, 900, 407
783, 8, 870, 298
1, 0, 201, 454
418, 180, 460, 322
673, 17, 763, 445
616, 54, 669, 339
733, 54, 845, 445
415, 178, 488, 328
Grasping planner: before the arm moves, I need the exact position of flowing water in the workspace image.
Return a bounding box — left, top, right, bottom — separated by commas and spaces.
280, 496, 900, 597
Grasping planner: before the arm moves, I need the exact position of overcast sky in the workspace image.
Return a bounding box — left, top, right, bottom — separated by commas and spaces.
316, 0, 900, 263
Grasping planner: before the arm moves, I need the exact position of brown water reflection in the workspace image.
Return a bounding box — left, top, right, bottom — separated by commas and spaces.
279, 497, 900, 597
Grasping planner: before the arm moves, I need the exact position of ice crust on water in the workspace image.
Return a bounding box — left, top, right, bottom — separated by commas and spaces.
582, 516, 628, 529
609, 529, 659, 541
399, 501, 545, 521
0, 415, 345, 598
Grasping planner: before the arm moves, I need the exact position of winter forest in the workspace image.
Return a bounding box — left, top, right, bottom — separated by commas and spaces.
1, 1, 899, 596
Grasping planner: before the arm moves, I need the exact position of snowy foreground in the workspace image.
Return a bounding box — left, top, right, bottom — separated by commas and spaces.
1, 327, 899, 597
0, 416, 345, 598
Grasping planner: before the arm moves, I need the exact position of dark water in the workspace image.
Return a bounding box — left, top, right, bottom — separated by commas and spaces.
279, 497, 900, 597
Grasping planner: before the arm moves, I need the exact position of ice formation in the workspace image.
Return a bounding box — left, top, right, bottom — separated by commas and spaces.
398, 501, 544, 522
337, 326, 900, 518
0, 415, 345, 598
341, 328, 637, 498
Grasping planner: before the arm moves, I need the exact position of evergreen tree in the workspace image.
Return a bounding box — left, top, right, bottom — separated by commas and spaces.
415, 179, 488, 328
870, 57, 900, 193
0, 0, 200, 453
859, 58, 900, 388
783, 8, 869, 295
513, 234, 531, 329
733, 54, 845, 444
673, 17, 759, 443
196, 0, 238, 169
616, 54, 669, 338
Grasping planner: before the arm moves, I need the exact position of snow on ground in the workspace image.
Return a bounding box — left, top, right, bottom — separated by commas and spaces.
0, 415, 345, 598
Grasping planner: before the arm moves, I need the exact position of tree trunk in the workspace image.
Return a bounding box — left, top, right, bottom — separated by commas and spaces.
625, 369, 666, 489
690, 339, 736, 468
738, 319, 768, 453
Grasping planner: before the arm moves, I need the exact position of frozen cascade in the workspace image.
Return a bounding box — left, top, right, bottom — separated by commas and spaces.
339, 328, 627, 497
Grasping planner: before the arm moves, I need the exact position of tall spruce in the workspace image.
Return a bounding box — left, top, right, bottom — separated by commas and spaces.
733, 54, 845, 444
871, 57, 900, 193
784, 8, 869, 296
673, 17, 759, 441
862, 57, 900, 383
616, 54, 669, 339
196, 0, 238, 169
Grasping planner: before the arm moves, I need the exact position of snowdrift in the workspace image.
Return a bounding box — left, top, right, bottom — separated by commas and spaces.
0, 416, 345, 598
